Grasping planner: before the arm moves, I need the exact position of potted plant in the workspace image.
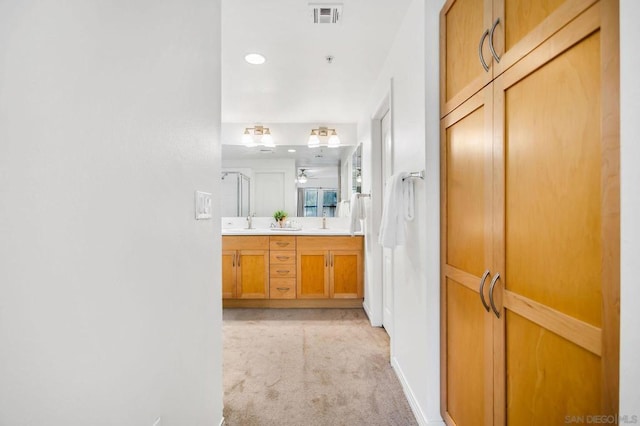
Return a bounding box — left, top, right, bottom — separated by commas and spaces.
273, 210, 287, 228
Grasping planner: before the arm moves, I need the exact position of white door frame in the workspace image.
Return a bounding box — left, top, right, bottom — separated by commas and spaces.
365, 79, 394, 338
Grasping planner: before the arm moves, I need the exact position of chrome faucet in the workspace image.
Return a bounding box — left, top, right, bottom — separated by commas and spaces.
246, 213, 255, 229
322, 211, 327, 229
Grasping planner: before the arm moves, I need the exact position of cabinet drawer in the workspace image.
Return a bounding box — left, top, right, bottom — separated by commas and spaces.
297, 236, 363, 251
270, 278, 296, 299
270, 236, 296, 250
270, 265, 296, 278
223, 235, 269, 250
270, 251, 296, 265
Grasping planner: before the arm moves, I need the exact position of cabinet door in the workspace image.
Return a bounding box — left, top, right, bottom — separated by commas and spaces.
329, 250, 363, 299
440, 0, 493, 116
493, 3, 619, 423
237, 250, 269, 299
491, 0, 597, 78
297, 250, 329, 298
222, 250, 237, 299
441, 86, 495, 426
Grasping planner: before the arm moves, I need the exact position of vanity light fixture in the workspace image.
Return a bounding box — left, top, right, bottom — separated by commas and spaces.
308, 127, 340, 148
243, 125, 275, 148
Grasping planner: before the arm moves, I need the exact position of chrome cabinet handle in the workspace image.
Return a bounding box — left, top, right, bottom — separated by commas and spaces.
331, 254, 334, 267
276, 287, 289, 291
277, 270, 289, 275
325, 254, 328, 267
489, 18, 501, 63
236, 252, 240, 267
276, 256, 289, 261
479, 270, 491, 312
489, 273, 501, 318
232, 252, 235, 267
478, 29, 490, 72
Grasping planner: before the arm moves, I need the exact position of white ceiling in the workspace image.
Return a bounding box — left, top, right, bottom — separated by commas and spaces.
221, 0, 413, 124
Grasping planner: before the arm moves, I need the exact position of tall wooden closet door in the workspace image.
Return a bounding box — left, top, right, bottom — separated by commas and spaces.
441, 88, 495, 426
492, 2, 619, 423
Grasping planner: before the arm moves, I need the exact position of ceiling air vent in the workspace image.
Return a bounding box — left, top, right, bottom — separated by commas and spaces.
309, 3, 342, 24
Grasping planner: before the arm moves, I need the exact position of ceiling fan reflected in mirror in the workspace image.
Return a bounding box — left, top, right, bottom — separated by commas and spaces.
297, 168, 308, 184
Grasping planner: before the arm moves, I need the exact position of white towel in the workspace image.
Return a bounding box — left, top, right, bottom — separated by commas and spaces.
378, 172, 412, 248
349, 193, 365, 235
336, 200, 351, 218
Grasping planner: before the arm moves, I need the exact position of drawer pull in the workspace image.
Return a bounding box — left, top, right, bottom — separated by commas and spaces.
277, 270, 290, 274
276, 242, 289, 247
276, 287, 290, 291
276, 256, 290, 261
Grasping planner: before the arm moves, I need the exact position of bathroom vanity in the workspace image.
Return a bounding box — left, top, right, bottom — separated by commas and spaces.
222, 230, 364, 308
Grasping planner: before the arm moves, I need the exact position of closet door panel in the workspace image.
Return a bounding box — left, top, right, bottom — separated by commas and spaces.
440, 0, 492, 115
493, 2, 619, 420
506, 312, 601, 425
445, 92, 492, 277
503, 31, 602, 326
492, 0, 598, 77
445, 278, 492, 426
441, 87, 494, 426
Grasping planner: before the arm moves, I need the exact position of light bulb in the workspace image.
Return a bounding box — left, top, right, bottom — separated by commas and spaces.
308, 131, 320, 148
328, 130, 340, 148
242, 129, 256, 147
261, 129, 275, 147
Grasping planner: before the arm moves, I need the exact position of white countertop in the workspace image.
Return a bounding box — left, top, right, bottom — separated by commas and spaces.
222, 228, 363, 236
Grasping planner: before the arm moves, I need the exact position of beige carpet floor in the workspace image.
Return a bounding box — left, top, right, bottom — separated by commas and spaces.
223, 308, 418, 426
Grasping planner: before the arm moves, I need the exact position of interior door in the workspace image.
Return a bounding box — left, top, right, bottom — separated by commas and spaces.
381, 109, 394, 336
493, 4, 619, 422
441, 87, 494, 426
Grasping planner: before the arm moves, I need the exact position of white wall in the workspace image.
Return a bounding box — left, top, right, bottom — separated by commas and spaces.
0, 1, 223, 425
359, 0, 443, 423
619, 0, 640, 414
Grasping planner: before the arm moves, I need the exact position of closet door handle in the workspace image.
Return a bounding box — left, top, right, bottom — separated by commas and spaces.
478, 29, 490, 72
489, 273, 501, 318
479, 270, 491, 312
489, 18, 501, 63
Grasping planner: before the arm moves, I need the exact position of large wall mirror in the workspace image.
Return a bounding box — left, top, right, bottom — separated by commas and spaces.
221, 143, 355, 217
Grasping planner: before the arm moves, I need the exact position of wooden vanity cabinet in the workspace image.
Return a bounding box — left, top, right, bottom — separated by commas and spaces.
222, 234, 364, 307
222, 236, 270, 299
296, 236, 363, 299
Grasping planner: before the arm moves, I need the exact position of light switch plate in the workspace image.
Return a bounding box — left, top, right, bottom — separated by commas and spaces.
195, 191, 212, 220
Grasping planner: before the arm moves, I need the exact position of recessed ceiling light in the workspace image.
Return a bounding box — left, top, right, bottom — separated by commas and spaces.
288, 149, 296, 153
245, 53, 266, 65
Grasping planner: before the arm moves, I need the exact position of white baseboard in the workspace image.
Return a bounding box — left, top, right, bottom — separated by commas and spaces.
391, 356, 445, 426
362, 300, 382, 326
